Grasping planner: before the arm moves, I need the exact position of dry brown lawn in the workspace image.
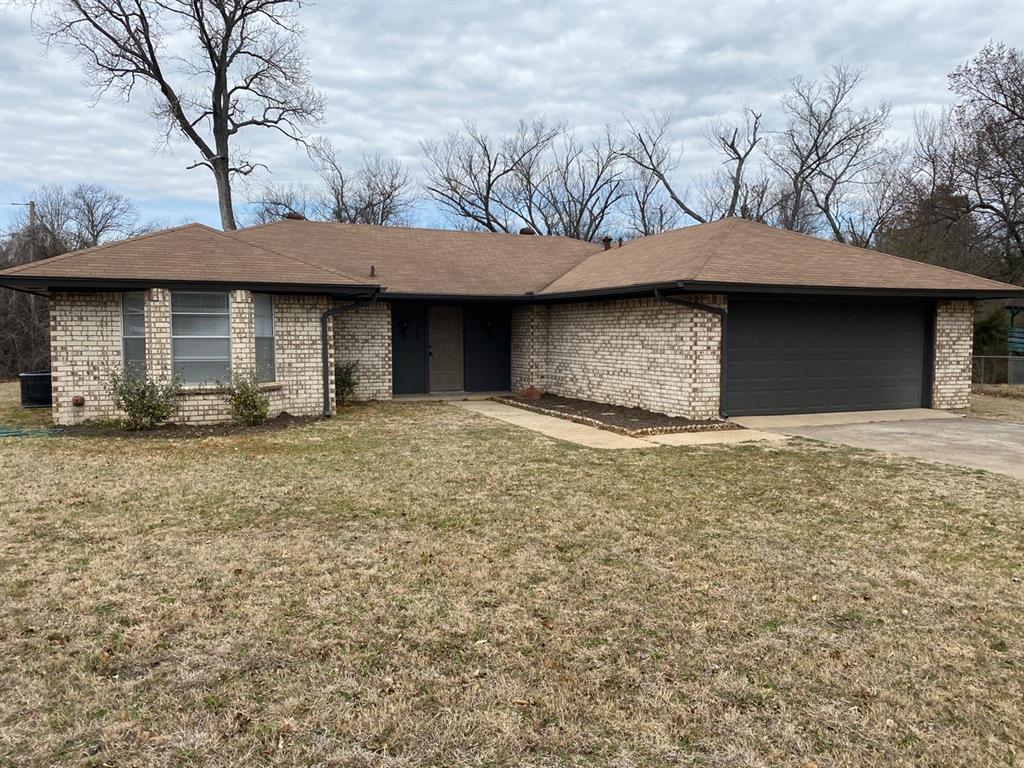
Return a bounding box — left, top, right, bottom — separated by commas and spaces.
974, 384, 1024, 400
2, 384, 1023, 766
971, 386, 1024, 425
0, 380, 53, 429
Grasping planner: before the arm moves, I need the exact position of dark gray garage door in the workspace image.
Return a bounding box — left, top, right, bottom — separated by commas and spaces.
724, 298, 931, 416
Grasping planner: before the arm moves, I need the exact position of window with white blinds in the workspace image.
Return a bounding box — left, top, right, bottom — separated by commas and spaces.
171, 292, 231, 384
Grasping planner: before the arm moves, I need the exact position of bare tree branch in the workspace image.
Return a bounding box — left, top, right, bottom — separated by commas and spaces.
619, 111, 706, 224
39, 0, 324, 230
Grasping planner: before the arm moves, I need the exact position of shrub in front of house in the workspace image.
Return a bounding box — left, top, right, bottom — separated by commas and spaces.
335, 361, 359, 405
223, 376, 270, 426
107, 371, 181, 430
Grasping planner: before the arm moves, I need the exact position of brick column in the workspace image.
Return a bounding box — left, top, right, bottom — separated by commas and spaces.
145, 288, 172, 382
932, 299, 973, 409
684, 294, 727, 420
511, 304, 548, 391
230, 289, 256, 381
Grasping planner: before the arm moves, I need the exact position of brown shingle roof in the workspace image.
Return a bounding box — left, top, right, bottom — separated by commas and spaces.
230, 220, 600, 296
540, 218, 1020, 295
2, 216, 1020, 298
0, 223, 371, 288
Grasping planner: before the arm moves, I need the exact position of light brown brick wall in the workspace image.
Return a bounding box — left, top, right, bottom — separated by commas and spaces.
50, 291, 123, 425
932, 299, 974, 409
274, 294, 334, 416
333, 300, 392, 400
48, 290, 334, 425
230, 289, 256, 379
510, 304, 549, 392
145, 288, 171, 381
510, 296, 726, 419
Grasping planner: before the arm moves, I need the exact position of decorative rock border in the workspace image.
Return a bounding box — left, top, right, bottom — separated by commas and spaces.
490, 396, 743, 438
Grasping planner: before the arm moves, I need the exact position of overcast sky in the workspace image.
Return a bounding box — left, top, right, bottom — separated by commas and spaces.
1, 0, 1022, 231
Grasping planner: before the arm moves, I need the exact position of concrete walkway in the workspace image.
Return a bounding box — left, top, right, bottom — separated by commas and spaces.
453, 400, 653, 448
452, 401, 785, 450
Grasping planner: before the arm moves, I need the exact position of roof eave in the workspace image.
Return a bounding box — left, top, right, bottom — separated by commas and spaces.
676, 280, 1024, 299
0, 274, 380, 297
531, 280, 1024, 302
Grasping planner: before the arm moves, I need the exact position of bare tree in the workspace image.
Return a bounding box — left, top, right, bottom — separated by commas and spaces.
247, 181, 320, 224
768, 64, 891, 240
890, 44, 1024, 284
835, 145, 909, 247
68, 183, 143, 246
249, 141, 415, 226
1, 183, 144, 376
620, 107, 769, 226
705, 108, 764, 218
624, 168, 680, 236
531, 130, 628, 241
421, 119, 562, 233
9, 183, 142, 252
311, 141, 414, 226
946, 42, 1024, 283
40, 0, 325, 230
620, 111, 706, 224
421, 120, 627, 241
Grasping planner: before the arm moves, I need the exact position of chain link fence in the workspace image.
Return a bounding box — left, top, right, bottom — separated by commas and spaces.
973, 356, 1024, 385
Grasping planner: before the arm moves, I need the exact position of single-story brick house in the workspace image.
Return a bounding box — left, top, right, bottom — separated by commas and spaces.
1, 216, 1021, 426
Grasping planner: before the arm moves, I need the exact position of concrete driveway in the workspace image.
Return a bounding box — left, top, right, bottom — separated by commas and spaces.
748, 415, 1024, 480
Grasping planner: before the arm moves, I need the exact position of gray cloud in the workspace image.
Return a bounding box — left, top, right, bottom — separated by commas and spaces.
1, 0, 1021, 228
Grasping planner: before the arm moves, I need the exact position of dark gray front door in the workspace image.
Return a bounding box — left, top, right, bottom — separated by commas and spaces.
392, 302, 428, 395
724, 298, 931, 416
429, 306, 464, 391
464, 304, 511, 392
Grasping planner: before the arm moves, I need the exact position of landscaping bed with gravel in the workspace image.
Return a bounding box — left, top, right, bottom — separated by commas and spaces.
494, 392, 741, 436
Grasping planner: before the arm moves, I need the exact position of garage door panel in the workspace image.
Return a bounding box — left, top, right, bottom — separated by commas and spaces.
725, 298, 930, 416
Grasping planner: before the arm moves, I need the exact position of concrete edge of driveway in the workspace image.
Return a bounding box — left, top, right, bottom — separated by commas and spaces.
732, 408, 963, 429
760, 417, 1024, 481
452, 401, 789, 450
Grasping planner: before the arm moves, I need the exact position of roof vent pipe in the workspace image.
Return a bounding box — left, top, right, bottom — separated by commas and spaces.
370, 264, 376, 277
283, 211, 306, 221
602, 236, 613, 250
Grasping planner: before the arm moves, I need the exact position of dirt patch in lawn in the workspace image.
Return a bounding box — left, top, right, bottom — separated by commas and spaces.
496, 392, 740, 436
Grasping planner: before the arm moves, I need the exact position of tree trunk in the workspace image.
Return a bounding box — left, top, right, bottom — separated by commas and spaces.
212, 159, 237, 231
